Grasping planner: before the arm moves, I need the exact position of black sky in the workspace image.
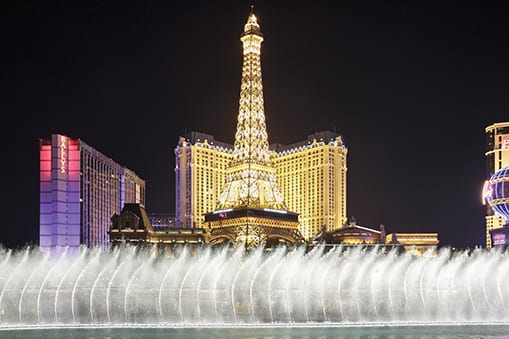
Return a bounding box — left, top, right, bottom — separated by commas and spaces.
2, 0, 508, 249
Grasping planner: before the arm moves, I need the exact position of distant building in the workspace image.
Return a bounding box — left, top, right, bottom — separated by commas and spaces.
39, 134, 145, 254
110, 203, 208, 252
385, 233, 439, 256
314, 217, 383, 245
312, 217, 439, 256
483, 122, 509, 248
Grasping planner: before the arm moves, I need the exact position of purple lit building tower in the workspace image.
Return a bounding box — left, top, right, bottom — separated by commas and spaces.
39, 134, 145, 254
485, 164, 509, 247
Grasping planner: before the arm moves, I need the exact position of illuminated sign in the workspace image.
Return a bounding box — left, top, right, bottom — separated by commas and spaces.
482, 180, 493, 205
60, 135, 67, 173
493, 233, 506, 246
503, 136, 509, 149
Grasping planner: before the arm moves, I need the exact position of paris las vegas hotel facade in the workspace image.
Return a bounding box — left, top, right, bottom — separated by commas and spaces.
175, 131, 347, 241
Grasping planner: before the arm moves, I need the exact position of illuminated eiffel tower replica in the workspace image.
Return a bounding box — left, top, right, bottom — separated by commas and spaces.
204, 8, 304, 249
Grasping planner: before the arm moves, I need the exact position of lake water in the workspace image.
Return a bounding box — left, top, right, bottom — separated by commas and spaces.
1, 324, 508, 339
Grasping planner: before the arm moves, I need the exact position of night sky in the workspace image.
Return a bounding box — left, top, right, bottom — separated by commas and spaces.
3, 1, 508, 249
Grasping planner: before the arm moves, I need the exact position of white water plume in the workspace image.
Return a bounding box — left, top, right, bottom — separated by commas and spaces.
0, 244, 508, 326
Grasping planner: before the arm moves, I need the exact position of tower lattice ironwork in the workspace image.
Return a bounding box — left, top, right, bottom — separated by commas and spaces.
205, 9, 304, 249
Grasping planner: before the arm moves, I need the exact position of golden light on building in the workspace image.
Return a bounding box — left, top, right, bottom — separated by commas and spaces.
175, 133, 233, 229
271, 132, 348, 240
175, 130, 348, 242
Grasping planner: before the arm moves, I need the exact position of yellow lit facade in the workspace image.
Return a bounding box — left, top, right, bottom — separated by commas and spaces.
175, 130, 347, 241
271, 131, 348, 240
175, 132, 233, 228
484, 122, 509, 248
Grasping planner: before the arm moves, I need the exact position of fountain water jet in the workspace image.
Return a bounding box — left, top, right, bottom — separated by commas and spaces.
0, 244, 508, 327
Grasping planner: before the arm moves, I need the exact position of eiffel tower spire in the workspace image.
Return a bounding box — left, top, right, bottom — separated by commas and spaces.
233, 8, 268, 166
216, 9, 286, 210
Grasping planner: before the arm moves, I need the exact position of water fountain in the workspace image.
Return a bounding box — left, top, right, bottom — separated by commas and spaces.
1, 244, 509, 338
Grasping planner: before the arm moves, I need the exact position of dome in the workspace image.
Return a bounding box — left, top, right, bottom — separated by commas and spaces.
485, 165, 509, 220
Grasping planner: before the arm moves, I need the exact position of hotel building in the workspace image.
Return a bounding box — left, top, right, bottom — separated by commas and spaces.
483, 122, 509, 248
175, 132, 233, 229
40, 134, 145, 253
175, 130, 347, 241
271, 131, 347, 240
312, 218, 439, 256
